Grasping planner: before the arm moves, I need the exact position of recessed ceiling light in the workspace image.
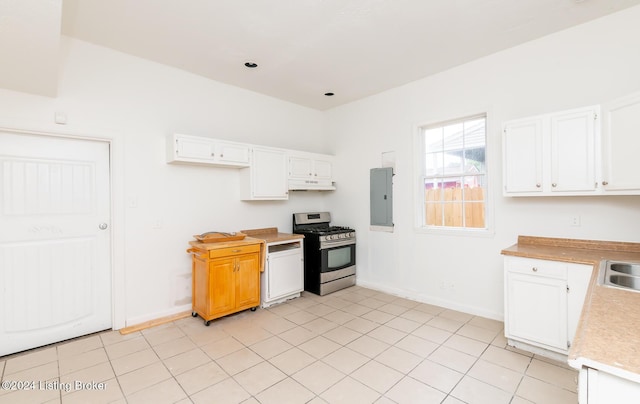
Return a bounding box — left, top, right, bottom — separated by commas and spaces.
244, 61, 258, 68
324, 92, 335, 96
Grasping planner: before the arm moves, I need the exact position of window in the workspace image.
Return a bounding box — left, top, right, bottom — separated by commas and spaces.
419, 114, 487, 230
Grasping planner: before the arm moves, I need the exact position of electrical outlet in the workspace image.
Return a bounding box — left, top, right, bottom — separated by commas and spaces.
571, 215, 581, 227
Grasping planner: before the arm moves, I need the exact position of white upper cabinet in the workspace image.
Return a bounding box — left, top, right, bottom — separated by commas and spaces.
550, 108, 598, 193
240, 147, 289, 200
288, 153, 335, 190
503, 117, 544, 194
503, 106, 599, 196
601, 92, 640, 194
166, 133, 336, 198
167, 134, 250, 167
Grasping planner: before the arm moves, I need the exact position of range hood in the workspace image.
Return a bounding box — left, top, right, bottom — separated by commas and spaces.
288, 178, 336, 191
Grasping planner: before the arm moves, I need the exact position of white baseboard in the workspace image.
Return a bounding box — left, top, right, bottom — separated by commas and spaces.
356, 279, 503, 321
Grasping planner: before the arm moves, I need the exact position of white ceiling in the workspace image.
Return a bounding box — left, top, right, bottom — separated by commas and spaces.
3, 1, 640, 110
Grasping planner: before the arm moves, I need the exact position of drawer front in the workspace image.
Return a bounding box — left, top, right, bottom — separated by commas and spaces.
209, 243, 261, 259
505, 256, 567, 279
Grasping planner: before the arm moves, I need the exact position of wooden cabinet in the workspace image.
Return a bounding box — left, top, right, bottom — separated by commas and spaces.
504, 256, 591, 356
288, 153, 335, 190
240, 147, 289, 200
502, 106, 599, 196
189, 241, 263, 325
167, 134, 250, 167
601, 92, 640, 194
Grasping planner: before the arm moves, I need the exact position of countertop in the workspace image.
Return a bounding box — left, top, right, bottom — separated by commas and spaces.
241, 227, 304, 244
502, 236, 640, 382
188, 236, 265, 251
188, 236, 267, 272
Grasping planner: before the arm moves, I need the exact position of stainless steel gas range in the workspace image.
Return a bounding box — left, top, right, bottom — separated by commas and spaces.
293, 212, 356, 296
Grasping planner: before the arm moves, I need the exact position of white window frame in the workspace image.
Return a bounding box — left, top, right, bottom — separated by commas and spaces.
413, 113, 494, 237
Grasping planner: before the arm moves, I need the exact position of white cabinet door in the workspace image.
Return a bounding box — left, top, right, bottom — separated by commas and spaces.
241, 147, 288, 200
314, 158, 333, 180
567, 263, 592, 347
175, 135, 216, 162
502, 105, 599, 196
503, 117, 543, 194
601, 92, 640, 193
586, 368, 640, 404
167, 134, 250, 167
288, 156, 313, 179
504, 256, 569, 353
506, 271, 568, 351
288, 155, 333, 180
215, 141, 250, 166
550, 107, 598, 193
267, 248, 304, 301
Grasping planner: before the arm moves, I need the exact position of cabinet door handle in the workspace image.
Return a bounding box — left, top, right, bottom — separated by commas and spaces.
551, 183, 557, 188
232, 249, 241, 253
536, 183, 541, 188
602, 181, 609, 186
532, 267, 538, 272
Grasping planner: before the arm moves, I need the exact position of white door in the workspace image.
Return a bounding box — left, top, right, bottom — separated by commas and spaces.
0, 130, 111, 356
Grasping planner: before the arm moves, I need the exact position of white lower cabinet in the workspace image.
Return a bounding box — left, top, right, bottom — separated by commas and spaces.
578, 367, 640, 404
261, 240, 304, 307
504, 256, 592, 355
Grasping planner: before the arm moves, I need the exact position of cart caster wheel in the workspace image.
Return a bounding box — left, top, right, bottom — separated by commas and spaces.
204, 320, 211, 326
191, 312, 198, 317
250, 307, 257, 312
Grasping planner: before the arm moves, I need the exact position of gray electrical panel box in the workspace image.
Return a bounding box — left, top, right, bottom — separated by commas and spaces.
370, 167, 393, 227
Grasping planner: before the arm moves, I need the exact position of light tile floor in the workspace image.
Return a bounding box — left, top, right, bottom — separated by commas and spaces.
0, 286, 578, 404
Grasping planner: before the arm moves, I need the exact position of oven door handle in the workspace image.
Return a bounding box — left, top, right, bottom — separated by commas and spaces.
320, 239, 356, 249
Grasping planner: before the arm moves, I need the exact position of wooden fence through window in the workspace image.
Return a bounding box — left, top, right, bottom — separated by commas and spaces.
425, 187, 485, 228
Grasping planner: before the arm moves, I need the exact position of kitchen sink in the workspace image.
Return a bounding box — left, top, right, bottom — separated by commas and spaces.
599, 260, 640, 292
609, 263, 640, 277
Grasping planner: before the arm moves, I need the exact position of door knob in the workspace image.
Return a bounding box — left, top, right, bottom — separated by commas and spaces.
99, 223, 108, 230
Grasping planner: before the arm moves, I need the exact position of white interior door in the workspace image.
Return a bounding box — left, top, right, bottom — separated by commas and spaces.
0, 130, 111, 356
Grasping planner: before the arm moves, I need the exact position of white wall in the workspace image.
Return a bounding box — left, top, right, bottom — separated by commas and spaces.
325, 6, 640, 320
0, 37, 330, 326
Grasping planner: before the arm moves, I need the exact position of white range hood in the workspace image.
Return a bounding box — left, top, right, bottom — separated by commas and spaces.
288, 178, 336, 191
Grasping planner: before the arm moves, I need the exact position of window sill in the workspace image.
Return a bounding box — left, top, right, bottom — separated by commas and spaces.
414, 226, 495, 238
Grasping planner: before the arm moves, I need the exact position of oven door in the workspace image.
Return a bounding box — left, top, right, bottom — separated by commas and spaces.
320, 241, 356, 273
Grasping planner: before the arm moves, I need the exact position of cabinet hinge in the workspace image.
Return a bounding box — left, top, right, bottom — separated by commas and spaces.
593, 113, 598, 121
566, 285, 570, 293
567, 341, 571, 348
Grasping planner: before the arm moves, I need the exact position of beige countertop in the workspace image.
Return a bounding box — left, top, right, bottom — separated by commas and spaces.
502, 236, 640, 381
241, 227, 304, 244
